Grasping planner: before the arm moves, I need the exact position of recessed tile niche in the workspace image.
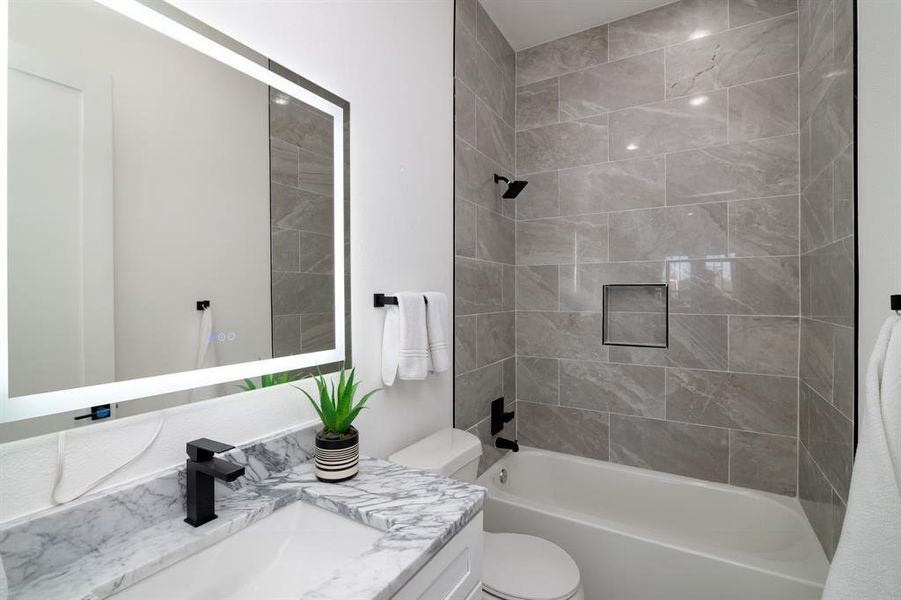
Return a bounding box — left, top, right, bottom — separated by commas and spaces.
602, 284, 669, 348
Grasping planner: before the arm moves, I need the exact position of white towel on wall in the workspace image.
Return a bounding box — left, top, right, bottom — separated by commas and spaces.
381, 292, 429, 385
424, 292, 450, 374
822, 315, 901, 600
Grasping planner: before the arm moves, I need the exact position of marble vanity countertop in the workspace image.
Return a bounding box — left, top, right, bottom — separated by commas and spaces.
1, 457, 485, 600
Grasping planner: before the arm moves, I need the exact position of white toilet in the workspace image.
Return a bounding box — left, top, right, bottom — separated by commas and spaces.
389, 429, 585, 600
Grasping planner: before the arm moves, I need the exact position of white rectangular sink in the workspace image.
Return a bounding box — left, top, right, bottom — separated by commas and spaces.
111, 500, 382, 600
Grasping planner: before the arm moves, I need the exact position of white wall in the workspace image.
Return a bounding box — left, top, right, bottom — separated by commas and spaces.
0, 0, 453, 522
858, 0, 901, 397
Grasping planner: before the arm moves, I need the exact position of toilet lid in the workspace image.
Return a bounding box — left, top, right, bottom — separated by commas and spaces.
482, 533, 580, 600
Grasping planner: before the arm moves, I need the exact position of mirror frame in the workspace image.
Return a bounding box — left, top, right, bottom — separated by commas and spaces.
1, 0, 351, 423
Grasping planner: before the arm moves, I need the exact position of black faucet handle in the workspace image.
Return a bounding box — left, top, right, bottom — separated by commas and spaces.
187, 438, 236, 462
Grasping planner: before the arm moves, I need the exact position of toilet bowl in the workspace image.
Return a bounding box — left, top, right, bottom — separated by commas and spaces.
389, 429, 585, 600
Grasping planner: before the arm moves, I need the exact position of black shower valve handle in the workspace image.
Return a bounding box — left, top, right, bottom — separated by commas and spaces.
490, 397, 514, 436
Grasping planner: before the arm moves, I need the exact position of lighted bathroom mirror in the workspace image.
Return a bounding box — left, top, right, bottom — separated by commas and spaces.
2, 0, 350, 428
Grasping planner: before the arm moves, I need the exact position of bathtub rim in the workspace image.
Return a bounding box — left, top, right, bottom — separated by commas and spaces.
476, 445, 828, 590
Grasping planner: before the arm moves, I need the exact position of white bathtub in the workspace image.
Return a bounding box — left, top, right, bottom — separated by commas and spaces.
476, 447, 829, 600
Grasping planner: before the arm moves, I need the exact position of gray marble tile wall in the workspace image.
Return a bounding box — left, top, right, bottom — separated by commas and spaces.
270, 90, 336, 357
454, 0, 518, 473
797, 0, 855, 561
511, 0, 806, 498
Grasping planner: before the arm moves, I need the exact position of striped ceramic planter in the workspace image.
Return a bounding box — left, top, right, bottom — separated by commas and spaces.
314, 427, 359, 482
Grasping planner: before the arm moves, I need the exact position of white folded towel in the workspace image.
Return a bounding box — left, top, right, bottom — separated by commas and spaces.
424, 291, 450, 374
381, 292, 429, 385
822, 315, 901, 600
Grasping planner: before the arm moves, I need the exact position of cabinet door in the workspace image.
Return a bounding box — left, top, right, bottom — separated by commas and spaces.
394, 512, 483, 600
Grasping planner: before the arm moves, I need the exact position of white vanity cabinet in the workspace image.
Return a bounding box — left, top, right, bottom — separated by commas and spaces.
393, 513, 483, 600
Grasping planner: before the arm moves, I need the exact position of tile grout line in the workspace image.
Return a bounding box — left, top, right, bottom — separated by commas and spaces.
517, 11, 798, 89
516, 72, 801, 138
515, 399, 799, 440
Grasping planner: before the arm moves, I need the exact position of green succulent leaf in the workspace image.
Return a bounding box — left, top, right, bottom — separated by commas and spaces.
294, 366, 381, 434
294, 385, 325, 424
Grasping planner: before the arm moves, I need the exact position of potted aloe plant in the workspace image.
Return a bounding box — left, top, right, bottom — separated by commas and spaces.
294, 366, 380, 482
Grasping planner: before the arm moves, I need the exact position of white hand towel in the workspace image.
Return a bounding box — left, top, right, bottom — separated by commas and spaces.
381, 292, 429, 385
381, 303, 400, 386
424, 291, 450, 373
822, 315, 901, 600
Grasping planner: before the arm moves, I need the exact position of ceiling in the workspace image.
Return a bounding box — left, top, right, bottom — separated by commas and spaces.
479, 0, 679, 51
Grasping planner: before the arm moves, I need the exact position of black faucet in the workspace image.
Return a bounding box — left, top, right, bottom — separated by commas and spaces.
495, 437, 519, 452
490, 398, 519, 452
184, 438, 245, 527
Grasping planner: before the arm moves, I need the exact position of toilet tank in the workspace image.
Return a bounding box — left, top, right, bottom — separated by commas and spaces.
388, 428, 482, 482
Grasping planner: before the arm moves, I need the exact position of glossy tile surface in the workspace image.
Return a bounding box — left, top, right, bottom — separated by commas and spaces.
665, 13, 798, 98
476, 98, 515, 170
476, 312, 515, 367
666, 369, 797, 435
515, 311, 606, 361
728, 195, 800, 257
455, 257, 504, 315
455, 137, 507, 213
729, 0, 797, 27
455, 197, 477, 258
608, 314, 728, 370
516, 79, 559, 131
608, 204, 727, 261
558, 156, 665, 215
609, 414, 730, 482
516, 116, 609, 173
802, 382, 853, 501
608, 0, 729, 61
455, 80, 477, 146
516, 25, 608, 86
559, 50, 664, 118
729, 430, 798, 495
455, 361, 504, 429
516, 356, 559, 405
559, 261, 665, 312
518, 401, 610, 460
728, 75, 799, 142
516, 265, 559, 310
666, 134, 799, 205
560, 360, 665, 417
729, 316, 800, 375
498, 0, 854, 513
455, 316, 477, 375
667, 256, 800, 315
516, 214, 608, 266
609, 90, 727, 160
476, 205, 515, 264
799, 444, 836, 559
514, 170, 559, 219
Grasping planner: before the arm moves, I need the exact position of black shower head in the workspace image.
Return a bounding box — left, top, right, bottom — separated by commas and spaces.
494, 174, 529, 199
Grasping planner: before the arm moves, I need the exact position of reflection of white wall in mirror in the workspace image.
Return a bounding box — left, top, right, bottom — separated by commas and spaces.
8, 0, 271, 398
7, 43, 115, 397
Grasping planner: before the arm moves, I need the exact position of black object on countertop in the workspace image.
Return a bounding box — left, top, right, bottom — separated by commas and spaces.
184, 438, 245, 527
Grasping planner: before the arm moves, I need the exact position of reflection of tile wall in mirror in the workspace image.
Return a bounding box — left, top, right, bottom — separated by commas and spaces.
269, 88, 336, 358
